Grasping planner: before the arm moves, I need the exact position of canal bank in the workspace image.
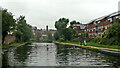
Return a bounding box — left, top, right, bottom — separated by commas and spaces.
2, 42, 30, 54
54, 42, 120, 57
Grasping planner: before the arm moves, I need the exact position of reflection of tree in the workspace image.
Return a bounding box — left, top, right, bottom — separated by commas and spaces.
100, 55, 120, 67
14, 44, 32, 65
86, 50, 120, 67
56, 44, 69, 65
56, 43, 120, 67
2, 52, 9, 67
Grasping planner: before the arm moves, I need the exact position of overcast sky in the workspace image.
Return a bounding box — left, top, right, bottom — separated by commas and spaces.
2, 0, 120, 29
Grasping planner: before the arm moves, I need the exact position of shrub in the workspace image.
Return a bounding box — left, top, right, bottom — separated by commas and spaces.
92, 36, 102, 43
100, 38, 110, 45
101, 22, 120, 45
59, 38, 65, 42
71, 38, 80, 42
59, 35, 65, 42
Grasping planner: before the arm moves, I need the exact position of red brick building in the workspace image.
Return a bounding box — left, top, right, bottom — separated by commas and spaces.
73, 11, 120, 38
73, 24, 82, 35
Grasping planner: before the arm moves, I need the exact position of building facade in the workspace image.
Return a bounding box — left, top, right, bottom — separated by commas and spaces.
73, 24, 82, 35
31, 25, 56, 41
73, 11, 120, 38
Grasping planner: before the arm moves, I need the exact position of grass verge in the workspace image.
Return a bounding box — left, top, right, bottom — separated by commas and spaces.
2, 43, 20, 49
55, 41, 120, 49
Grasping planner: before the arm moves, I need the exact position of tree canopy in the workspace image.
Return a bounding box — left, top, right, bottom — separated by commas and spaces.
69, 20, 80, 28
2, 9, 16, 43
55, 18, 69, 32
36, 32, 42, 41
54, 18, 78, 41
47, 32, 53, 41
16, 16, 33, 42
54, 18, 69, 40
102, 22, 120, 45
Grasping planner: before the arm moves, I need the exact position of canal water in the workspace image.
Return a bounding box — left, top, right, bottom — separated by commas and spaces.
2, 43, 120, 67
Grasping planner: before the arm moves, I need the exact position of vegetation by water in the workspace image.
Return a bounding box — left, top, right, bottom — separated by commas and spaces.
54, 18, 79, 41
92, 22, 120, 46
2, 43, 20, 49
57, 41, 120, 49
2, 8, 34, 49
13, 16, 33, 42
87, 42, 120, 49
2, 9, 16, 44
3, 7, 120, 50
53, 17, 120, 49
2, 7, 53, 49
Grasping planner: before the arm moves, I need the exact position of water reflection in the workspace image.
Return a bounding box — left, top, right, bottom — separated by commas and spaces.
2, 43, 120, 67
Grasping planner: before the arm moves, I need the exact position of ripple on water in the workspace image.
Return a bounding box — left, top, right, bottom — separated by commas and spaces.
2, 43, 120, 67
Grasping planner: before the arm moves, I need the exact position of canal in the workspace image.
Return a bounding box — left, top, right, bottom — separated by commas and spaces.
2, 43, 120, 67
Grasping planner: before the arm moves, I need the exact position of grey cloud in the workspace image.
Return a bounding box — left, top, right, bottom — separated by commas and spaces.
2, 0, 120, 29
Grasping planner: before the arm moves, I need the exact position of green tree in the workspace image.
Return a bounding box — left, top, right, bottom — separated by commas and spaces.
13, 30, 23, 42
102, 22, 120, 45
83, 31, 89, 39
69, 20, 80, 29
55, 18, 69, 30
47, 32, 53, 41
16, 16, 33, 42
36, 32, 42, 41
55, 18, 69, 35
54, 18, 69, 40
62, 28, 72, 40
69, 28, 78, 37
54, 31, 60, 40
59, 35, 65, 42
2, 9, 16, 43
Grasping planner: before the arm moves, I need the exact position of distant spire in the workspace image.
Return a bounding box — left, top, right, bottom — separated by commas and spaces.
46, 25, 48, 31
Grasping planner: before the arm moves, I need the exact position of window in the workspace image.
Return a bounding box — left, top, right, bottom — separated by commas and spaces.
119, 16, 120, 19
92, 29, 93, 32
98, 21, 100, 23
105, 26, 107, 29
98, 27, 99, 29
116, 16, 119, 18
95, 33, 97, 36
101, 26, 103, 28
110, 18, 112, 22
89, 30, 90, 32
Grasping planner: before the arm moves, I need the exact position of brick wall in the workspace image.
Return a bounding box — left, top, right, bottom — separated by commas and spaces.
4, 35, 16, 44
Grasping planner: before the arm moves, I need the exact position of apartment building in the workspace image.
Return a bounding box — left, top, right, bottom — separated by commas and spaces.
73, 24, 82, 35
73, 11, 120, 38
